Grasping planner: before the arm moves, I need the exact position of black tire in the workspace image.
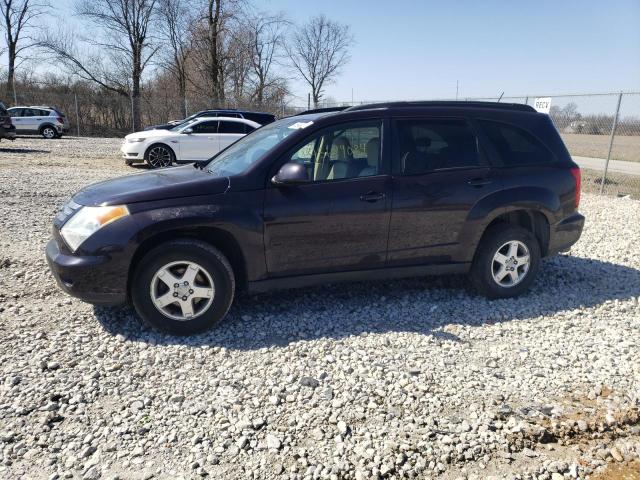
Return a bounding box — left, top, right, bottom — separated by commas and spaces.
469, 224, 541, 299
131, 239, 235, 334
40, 125, 59, 139
145, 143, 175, 169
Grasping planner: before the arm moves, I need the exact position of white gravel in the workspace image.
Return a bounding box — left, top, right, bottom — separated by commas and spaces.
1, 136, 639, 480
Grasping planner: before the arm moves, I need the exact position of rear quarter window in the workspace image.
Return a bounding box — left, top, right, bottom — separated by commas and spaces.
479, 120, 555, 166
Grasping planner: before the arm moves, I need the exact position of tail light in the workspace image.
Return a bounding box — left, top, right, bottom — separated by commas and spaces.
56, 117, 64, 123
570, 167, 581, 209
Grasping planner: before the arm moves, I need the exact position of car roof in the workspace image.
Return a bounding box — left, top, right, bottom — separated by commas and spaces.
297, 101, 536, 119
198, 109, 275, 116
190, 116, 261, 127
9, 105, 55, 110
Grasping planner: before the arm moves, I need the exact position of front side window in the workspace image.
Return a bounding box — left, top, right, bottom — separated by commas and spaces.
190, 121, 218, 134
395, 118, 480, 175
288, 121, 382, 182
479, 120, 554, 166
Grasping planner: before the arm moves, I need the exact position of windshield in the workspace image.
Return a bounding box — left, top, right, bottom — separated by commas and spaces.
206, 116, 315, 176
169, 118, 197, 132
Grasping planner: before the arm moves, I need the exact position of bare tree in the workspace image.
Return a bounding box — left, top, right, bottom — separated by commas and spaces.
205, 0, 224, 103
1, 0, 48, 102
287, 15, 352, 107
245, 12, 288, 105
159, 0, 191, 117
40, 0, 158, 131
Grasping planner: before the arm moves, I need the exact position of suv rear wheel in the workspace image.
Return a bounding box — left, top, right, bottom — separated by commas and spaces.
131, 240, 235, 334
469, 224, 541, 299
41, 125, 58, 139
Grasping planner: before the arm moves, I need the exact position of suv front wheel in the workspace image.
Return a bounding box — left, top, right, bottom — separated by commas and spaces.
131, 239, 235, 334
469, 224, 541, 299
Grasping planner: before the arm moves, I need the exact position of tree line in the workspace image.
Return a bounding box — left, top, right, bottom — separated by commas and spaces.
1, 0, 353, 133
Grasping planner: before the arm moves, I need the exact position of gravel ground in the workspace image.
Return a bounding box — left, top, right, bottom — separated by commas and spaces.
1, 136, 639, 480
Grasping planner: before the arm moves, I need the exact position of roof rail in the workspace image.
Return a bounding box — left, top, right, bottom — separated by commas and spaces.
295, 106, 350, 116
345, 101, 536, 113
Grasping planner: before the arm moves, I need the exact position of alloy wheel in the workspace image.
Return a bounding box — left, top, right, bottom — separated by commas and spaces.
491, 240, 530, 288
148, 146, 172, 168
150, 261, 215, 321
43, 127, 56, 139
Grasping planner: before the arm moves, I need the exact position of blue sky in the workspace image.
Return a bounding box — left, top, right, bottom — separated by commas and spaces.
3, 0, 638, 106
265, 0, 640, 103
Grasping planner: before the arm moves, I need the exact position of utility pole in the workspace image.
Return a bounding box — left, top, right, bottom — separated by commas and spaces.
456, 80, 459, 100
307, 93, 311, 110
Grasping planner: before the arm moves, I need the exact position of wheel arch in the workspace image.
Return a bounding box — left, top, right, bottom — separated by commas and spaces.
457, 187, 559, 262
480, 209, 550, 257
128, 226, 248, 298
39, 123, 58, 135
144, 142, 177, 161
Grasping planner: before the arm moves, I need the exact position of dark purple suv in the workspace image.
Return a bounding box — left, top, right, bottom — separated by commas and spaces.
0, 102, 16, 142
46, 101, 584, 334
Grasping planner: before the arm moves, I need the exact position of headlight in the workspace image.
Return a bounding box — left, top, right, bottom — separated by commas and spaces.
60, 205, 129, 252
127, 137, 145, 143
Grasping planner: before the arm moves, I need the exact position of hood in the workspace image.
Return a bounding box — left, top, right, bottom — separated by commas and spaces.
143, 123, 174, 131
125, 129, 177, 139
73, 165, 229, 206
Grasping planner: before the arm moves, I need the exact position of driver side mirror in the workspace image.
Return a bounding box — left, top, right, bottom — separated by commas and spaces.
271, 162, 310, 186
182, 127, 193, 134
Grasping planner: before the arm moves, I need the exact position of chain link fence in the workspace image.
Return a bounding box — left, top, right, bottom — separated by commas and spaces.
4, 88, 640, 198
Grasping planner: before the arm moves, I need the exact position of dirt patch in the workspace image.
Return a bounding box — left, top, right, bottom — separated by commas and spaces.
591, 460, 640, 480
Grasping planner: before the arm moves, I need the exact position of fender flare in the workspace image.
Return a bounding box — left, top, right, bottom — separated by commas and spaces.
454, 187, 560, 262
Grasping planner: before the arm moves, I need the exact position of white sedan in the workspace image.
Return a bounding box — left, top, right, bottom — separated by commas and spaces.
121, 116, 261, 168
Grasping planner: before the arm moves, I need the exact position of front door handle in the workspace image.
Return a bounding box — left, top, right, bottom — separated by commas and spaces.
360, 191, 386, 202
467, 177, 492, 187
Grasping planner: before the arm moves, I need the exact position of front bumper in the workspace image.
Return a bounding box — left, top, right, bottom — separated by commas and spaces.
121, 143, 145, 164
1, 127, 16, 140
45, 239, 128, 305
547, 212, 585, 256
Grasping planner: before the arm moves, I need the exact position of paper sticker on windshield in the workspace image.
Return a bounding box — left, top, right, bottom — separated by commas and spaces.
288, 121, 313, 130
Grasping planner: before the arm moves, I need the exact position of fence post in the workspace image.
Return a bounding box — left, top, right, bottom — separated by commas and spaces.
74, 94, 81, 137
600, 92, 623, 194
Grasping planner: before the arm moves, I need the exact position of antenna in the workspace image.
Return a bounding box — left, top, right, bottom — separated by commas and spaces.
497, 92, 504, 102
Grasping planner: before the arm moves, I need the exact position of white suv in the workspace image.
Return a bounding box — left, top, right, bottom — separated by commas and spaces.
7, 106, 70, 139
121, 116, 260, 168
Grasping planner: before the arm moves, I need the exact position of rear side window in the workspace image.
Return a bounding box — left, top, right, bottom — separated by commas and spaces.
479, 120, 555, 166
218, 121, 247, 134
395, 118, 480, 175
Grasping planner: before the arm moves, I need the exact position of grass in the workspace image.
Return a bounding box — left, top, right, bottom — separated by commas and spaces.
561, 133, 640, 163
581, 168, 640, 199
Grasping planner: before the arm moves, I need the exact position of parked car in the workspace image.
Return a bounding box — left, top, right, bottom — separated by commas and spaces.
47, 101, 584, 335
0, 102, 17, 142
144, 109, 276, 131
122, 116, 260, 168
7, 105, 70, 138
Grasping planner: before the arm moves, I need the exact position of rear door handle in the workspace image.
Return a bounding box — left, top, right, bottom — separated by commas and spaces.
467, 177, 492, 187
360, 191, 386, 202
